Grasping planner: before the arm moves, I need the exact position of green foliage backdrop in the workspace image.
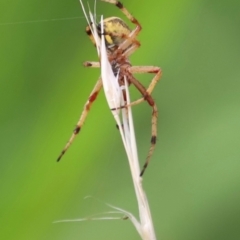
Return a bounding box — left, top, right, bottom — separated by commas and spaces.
0, 0, 240, 239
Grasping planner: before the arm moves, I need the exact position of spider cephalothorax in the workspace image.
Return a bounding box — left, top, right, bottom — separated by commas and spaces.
57, 0, 162, 176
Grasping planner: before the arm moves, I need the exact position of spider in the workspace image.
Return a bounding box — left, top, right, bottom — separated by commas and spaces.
57, 0, 162, 176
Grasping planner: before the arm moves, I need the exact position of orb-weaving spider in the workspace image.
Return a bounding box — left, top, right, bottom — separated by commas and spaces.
57, 0, 162, 176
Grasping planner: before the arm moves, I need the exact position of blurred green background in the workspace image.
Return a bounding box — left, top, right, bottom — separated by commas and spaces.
0, 0, 240, 239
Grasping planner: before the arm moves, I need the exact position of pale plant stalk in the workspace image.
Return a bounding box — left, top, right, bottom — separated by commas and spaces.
78, 1, 157, 239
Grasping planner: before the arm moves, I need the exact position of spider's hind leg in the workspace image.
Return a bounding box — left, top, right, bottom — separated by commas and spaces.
140, 103, 158, 176
126, 66, 162, 176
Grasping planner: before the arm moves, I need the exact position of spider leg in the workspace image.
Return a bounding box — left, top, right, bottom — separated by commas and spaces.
126, 67, 162, 176
119, 32, 141, 55
112, 66, 161, 109
111, 66, 161, 108
86, 25, 97, 48
107, 36, 140, 62
129, 66, 162, 93
102, 0, 141, 29
102, 0, 142, 51
57, 77, 103, 162
83, 61, 100, 68
122, 40, 140, 58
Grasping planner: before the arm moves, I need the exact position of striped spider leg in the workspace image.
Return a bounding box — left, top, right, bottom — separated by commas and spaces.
57, 72, 102, 162
126, 66, 162, 176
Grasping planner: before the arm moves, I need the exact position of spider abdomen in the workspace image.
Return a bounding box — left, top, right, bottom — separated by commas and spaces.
97, 17, 131, 51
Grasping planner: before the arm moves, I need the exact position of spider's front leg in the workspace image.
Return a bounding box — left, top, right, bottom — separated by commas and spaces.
102, 0, 142, 51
